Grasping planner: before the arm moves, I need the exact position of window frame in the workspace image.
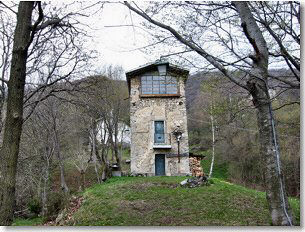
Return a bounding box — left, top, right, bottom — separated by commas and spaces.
140, 75, 180, 97
154, 120, 165, 144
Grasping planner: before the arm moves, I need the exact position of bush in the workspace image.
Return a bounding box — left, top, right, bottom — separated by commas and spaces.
27, 198, 41, 215
46, 192, 69, 218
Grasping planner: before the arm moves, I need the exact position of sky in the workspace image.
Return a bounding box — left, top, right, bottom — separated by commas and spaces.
85, 2, 152, 73
81, 1, 298, 76
1, 1, 301, 79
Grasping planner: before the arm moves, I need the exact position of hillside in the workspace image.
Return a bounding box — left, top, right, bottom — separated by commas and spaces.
14, 176, 300, 226
185, 69, 299, 110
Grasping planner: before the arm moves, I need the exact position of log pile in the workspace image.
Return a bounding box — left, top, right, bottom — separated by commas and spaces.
189, 156, 204, 177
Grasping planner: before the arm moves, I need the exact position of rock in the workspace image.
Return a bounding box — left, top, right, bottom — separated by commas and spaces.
180, 176, 209, 188
180, 179, 188, 186
112, 170, 122, 177
55, 208, 66, 225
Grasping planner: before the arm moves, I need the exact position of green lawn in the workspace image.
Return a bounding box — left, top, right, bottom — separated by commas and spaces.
65, 176, 300, 226
12, 217, 44, 226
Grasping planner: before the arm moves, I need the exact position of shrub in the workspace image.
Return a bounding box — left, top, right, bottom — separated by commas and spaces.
46, 192, 69, 218
27, 198, 41, 215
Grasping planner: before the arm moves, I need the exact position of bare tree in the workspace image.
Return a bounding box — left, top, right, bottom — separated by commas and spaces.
23, 106, 56, 217
71, 66, 129, 180
47, 97, 69, 193
0, 2, 36, 225
0, 1, 101, 224
72, 148, 89, 191
249, 1, 299, 85
0, 10, 13, 134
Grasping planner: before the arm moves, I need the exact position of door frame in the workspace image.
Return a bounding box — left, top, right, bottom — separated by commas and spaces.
155, 154, 166, 176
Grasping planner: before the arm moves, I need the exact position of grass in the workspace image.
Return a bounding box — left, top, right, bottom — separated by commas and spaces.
12, 153, 300, 226
12, 217, 44, 226
65, 176, 300, 226
200, 151, 228, 179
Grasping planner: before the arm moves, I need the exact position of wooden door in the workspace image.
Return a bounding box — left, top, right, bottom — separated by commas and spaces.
155, 154, 165, 176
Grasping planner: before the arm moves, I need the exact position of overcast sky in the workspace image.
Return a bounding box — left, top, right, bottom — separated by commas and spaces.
2, 1, 300, 80
82, 1, 301, 77
86, 2, 152, 73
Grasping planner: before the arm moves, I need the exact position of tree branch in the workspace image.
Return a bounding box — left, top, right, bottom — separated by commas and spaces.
0, 2, 17, 14
124, 1, 248, 90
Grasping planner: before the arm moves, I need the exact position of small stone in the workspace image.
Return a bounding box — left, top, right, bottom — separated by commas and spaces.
180, 179, 188, 186
55, 209, 66, 224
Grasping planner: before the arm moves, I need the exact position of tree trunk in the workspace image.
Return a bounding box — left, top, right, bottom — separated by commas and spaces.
0, 100, 7, 142
0, 25, 11, 144
113, 121, 121, 171
208, 114, 215, 178
0, 2, 34, 225
248, 77, 293, 225
54, 126, 69, 193
108, 121, 121, 171
90, 122, 101, 183
92, 145, 101, 184
101, 137, 111, 182
119, 124, 126, 163
80, 170, 85, 191
208, 93, 215, 178
41, 159, 50, 217
233, 1, 293, 225
58, 154, 69, 193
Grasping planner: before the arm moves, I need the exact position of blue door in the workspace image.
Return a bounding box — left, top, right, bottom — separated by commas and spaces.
155, 154, 165, 176
154, 121, 165, 144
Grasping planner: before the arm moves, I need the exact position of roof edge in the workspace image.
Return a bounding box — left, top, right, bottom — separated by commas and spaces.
125, 61, 189, 77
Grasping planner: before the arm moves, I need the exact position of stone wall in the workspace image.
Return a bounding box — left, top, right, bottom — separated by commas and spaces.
129, 71, 190, 176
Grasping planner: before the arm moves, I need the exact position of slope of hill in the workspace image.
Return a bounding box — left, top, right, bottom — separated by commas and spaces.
25, 176, 299, 226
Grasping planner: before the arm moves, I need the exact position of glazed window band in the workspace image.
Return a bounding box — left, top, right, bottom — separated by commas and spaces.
141, 75, 178, 94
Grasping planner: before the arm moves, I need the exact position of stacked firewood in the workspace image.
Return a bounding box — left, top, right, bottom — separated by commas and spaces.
189, 157, 204, 177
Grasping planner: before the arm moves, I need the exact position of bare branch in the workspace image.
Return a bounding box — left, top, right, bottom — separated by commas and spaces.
124, 1, 248, 90
0, 2, 17, 14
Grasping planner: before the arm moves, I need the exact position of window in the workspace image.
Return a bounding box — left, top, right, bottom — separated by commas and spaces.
154, 121, 165, 144
141, 75, 178, 95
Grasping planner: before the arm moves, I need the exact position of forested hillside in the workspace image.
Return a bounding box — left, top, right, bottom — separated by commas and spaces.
186, 71, 300, 197
13, 67, 130, 221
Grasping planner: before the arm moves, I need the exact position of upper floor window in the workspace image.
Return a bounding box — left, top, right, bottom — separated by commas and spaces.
141, 76, 178, 95
154, 121, 165, 144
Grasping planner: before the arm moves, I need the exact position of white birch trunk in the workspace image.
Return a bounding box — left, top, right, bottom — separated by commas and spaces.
208, 114, 215, 179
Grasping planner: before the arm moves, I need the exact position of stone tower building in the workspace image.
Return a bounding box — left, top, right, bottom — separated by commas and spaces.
126, 60, 191, 176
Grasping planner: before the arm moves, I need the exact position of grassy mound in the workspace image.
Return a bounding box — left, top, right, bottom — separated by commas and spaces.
67, 176, 300, 226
